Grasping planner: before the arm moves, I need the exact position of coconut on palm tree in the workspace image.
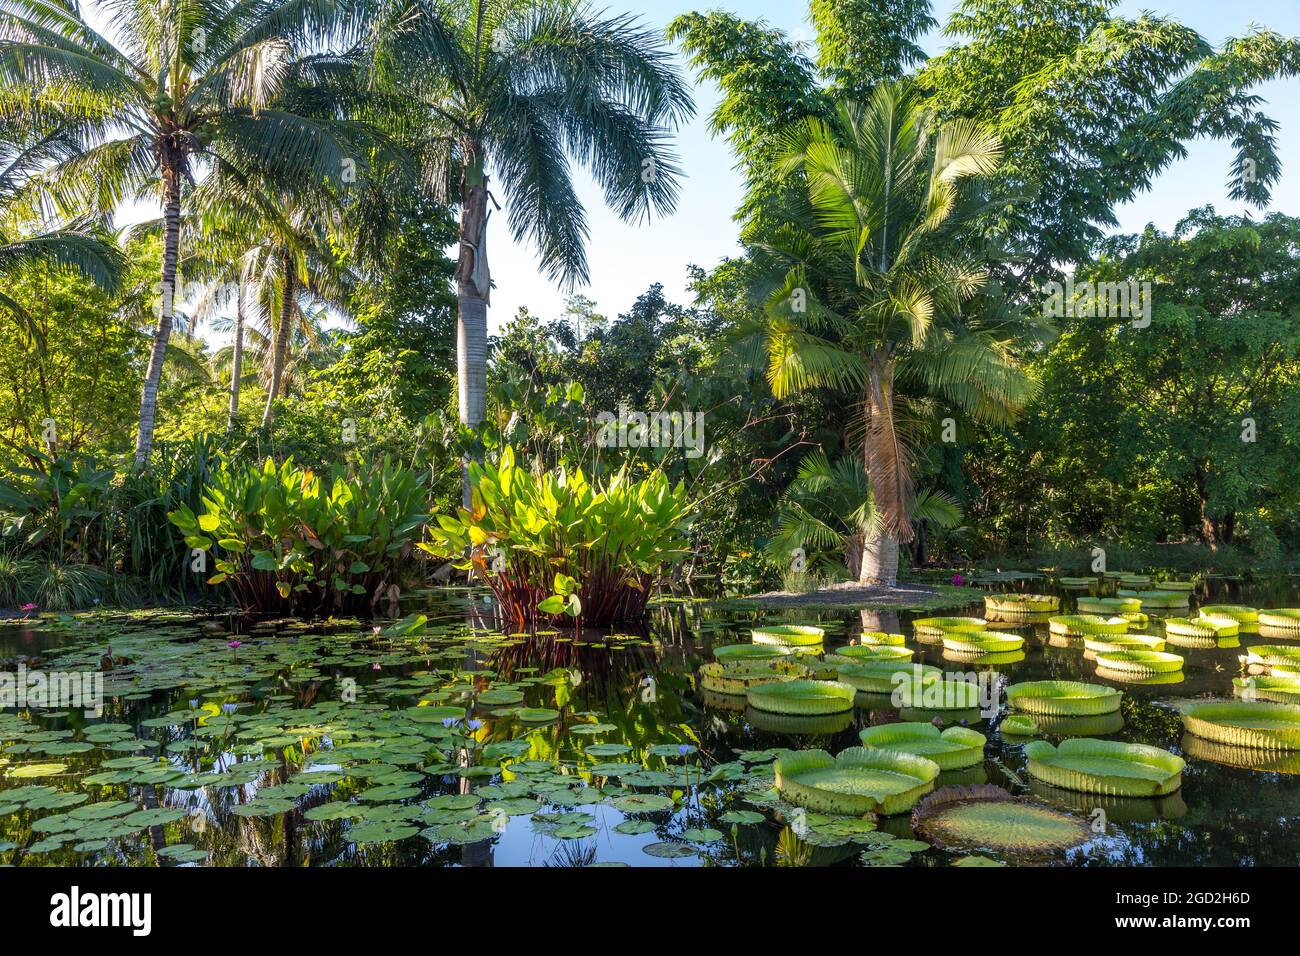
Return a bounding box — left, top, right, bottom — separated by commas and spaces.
754, 82, 1044, 586
364, 0, 693, 504
0, 0, 383, 467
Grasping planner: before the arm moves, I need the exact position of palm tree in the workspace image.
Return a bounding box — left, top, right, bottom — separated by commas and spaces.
0, 120, 123, 327
188, 202, 345, 425
767, 450, 962, 580
364, 0, 693, 504
754, 82, 1043, 586
0, 0, 377, 467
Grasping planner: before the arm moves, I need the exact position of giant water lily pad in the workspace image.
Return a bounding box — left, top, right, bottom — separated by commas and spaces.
912, 785, 1089, 856
750, 625, 825, 648
774, 747, 939, 815
984, 594, 1059, 615
1006, 681, 1122, 716
746, 679, 856, 715
825, 644, 913, 665
714, 644, 794, 663
835, 661, 940, 694
698, 660, 808, 696
1023, 738, 1184, 796
858, 723, 986, 770
1093, 649, 1184, 676
1181, 700, 1300, 750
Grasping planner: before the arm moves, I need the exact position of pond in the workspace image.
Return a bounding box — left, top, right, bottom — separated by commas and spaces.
1, 576, 1299, 867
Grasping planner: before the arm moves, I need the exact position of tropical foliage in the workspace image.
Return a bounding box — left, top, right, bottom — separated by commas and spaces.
169, 456, 429, 614
419, 448, 693, 627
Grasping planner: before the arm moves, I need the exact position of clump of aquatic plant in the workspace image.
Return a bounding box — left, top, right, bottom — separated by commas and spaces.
774, 747, 940, 815
0, 550, 39, 606
1023, 738, 1185, 796
419, 447, 692, 628
169, 455, 429, 614
911, 785, 1090, 855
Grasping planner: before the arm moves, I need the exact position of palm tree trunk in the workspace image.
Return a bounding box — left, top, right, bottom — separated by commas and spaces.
261, 252, 296, 428
455, 154, 491, 509
859, 532, 900, 586
227, 280, 245, 430
133, 169, 181, 469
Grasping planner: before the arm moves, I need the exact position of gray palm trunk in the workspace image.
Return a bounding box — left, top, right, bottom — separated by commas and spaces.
227, 280, 245, 430
859, 533, 900, 586
133, 173, 181, 469
455, 171, 491, 509
261, 253, 296, 427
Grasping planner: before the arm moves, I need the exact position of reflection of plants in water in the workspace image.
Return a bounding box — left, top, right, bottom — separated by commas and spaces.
774, 827, 812, 867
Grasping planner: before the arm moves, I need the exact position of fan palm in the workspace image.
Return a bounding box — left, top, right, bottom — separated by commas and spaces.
0, 0, 379, 467
364, 0, 693, 504
755, 82, 1042, 585
767, 450, 962, 580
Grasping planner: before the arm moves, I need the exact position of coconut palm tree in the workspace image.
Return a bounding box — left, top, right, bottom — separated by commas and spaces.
187, 198, 346, 426
754, 82, 1043, 586
0, 120, 123, 327
363, 0, 693, 504
0, 0, 379, 467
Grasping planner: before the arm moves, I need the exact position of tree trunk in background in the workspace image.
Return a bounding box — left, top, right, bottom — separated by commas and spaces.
227, 281, 245, 430
455, 151, 491, 509
844, 532, 864, 579
1194, 463, 1218, 551
859, 532, 900, 586
859, 359, 911, 586
261, 252, 296, 428
133, 168, 182, 469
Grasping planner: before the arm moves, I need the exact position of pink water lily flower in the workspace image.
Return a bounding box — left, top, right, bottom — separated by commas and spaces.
227, 640, 242, 649
20, 603, 37, 612
951, 574, 965, 586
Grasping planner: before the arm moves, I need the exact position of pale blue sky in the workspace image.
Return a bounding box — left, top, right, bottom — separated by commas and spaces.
86, 1, 1300, 341
490, 0, 1300, 333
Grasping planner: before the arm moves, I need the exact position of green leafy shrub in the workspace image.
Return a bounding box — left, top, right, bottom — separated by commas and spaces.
169, 455, 429, 614
420, 448, 693, 628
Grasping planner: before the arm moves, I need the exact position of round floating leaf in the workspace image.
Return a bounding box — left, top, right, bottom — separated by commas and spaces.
912, 785, 1090, 855
642, 841, 695, 858
614, 819, 656, 835
681, 827, 723, 843
611, 793, 674, 813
